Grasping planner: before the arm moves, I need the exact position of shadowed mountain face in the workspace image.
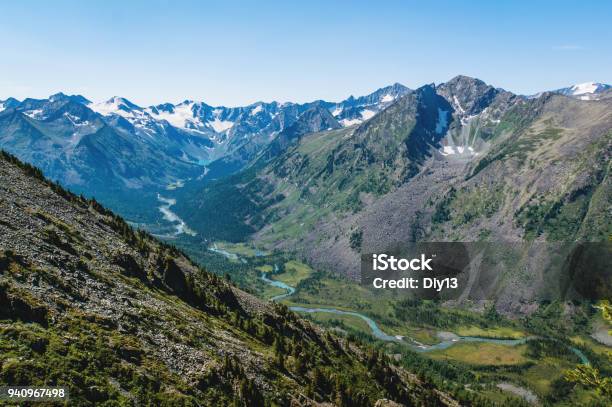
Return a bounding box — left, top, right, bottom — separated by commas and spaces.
0, 151, 458, 406
261, 105, 342, 161
174, 76, 611, 310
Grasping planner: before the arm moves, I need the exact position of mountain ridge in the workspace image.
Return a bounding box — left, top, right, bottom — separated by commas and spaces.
173, 77, 611, 312
0, 83, 412, 217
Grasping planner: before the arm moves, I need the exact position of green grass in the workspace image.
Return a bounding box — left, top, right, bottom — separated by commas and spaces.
429, 343, 530, 366
215, 241, 268, 257
274, 260, 313, 286
477, 388, 526, 405
454, 325, 526, 339
570, 335, 611, 358
261, 284, 287, 300
520, 358, 570, 395
302, 312, 372, 333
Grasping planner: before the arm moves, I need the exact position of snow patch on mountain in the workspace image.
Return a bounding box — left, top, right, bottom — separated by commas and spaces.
361, 109, 376, 120
440, 146, 456, 156
439, 145, 479, 157
207, 117, 234, 133
24, 109, 44, 119
149, 102, 198, 128
63, 112, 90, 127
339, 118, 363, 127
453, 96, 465, 114
380, 94, 395, 103
570, 82, 599, 95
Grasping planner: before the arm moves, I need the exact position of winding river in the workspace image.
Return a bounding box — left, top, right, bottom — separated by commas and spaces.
206, 245, 590, 364
250, 261, 591, 405
258, 268, 590, 362
260, 271, 296, 301
157, 194, 196, 237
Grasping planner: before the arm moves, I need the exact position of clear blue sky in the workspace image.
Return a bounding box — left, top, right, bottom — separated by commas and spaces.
1, 0, 610, 106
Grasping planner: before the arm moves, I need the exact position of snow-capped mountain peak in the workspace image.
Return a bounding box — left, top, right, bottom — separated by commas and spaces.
250, 104, 263, 116
570, 82, 600, 95
547, 82, 611, 100
88, 96, 143, 117
331, 83, 411, 127
147, 100, 200, 128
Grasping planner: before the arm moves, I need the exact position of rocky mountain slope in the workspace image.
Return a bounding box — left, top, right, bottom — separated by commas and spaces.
175, 76, 518, 241
0, 150, 457, 406
175, 76, 611, 308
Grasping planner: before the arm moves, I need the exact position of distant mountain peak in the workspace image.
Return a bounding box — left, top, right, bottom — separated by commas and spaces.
298, 105, 341, 129
332, 83, 411, 127
86, 96, 147, 120
569, 82, 606, 95
449, 74, 477, 81
0, 97, 21, 112
543, 81, 611, 100
437, 76, 501, 117
105, 96, 140, 109
49, 92, 67, 100
443, 75, 491, 89
49, 92, 90, 104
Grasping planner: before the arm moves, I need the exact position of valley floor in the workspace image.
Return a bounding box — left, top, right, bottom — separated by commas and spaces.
180, 239, 612, 406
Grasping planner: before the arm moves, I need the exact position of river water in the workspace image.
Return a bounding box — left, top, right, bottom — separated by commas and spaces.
207, 247, 590, 363
250, 260, 592, 406
258, 268, 591, 362
157, 194, 196, 236
260, 271, 296, 301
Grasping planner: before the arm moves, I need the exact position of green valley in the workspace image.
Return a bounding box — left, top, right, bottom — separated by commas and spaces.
185, 240, 611, 406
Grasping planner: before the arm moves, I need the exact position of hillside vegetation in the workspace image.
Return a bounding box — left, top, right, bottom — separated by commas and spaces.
0, 151, 457, 406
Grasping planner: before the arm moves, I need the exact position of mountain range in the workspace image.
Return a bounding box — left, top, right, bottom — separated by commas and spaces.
170, 76, 611, 311
1, 76, 610, 308
0, 83, 408, 208
1, 80, 608, 214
